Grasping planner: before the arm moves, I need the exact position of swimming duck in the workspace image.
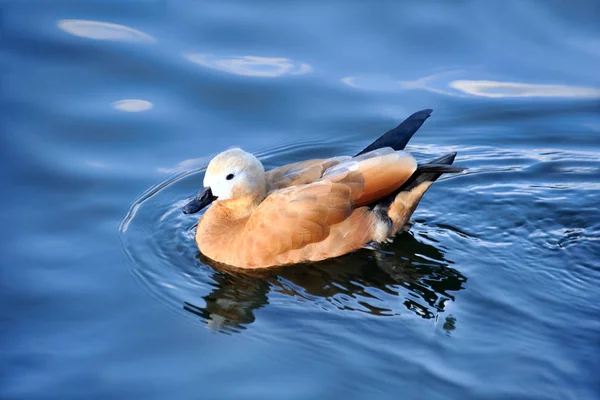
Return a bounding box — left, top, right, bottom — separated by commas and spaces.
183, 109, 464, 269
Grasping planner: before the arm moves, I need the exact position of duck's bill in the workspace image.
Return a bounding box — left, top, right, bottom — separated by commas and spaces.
182, 187, 217, 214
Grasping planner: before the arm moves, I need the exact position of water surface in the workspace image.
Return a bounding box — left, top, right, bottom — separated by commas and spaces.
2, 1, 600, 399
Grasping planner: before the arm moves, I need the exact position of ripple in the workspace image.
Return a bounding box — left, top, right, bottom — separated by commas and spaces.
119, 141, 468, 333
57, 20, 156, 43
184, 53, 312, 77
129, 140, 600, 333
127, 141, 600, 333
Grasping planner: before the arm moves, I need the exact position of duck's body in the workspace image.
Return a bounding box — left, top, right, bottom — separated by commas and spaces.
183, 109, 463, 269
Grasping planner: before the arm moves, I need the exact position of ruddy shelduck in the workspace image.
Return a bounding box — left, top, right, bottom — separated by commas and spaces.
183, 109, 464, 268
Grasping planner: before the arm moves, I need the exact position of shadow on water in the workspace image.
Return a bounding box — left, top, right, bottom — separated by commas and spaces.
184, 230, 466, 333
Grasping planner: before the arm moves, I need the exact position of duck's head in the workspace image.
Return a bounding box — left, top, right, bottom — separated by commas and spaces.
183, 148, 266, 214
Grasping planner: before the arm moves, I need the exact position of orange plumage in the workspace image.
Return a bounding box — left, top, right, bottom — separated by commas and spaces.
183, 109, 463, 268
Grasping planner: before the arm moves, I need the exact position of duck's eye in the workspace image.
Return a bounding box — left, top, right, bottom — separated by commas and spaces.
226, 173, 234, 180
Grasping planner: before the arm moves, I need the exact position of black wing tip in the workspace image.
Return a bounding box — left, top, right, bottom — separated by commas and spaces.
355, 108, 435, 157
398, 109, 433, 126
417, 108, 433, 117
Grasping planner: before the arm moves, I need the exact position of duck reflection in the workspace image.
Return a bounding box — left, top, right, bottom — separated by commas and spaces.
183, 271, 270, 333
184, 230, 466, 333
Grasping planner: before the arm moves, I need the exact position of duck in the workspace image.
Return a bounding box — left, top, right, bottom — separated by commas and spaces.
182, 109, 464, 269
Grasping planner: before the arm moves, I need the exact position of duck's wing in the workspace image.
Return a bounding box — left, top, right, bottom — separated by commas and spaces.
265, 157, 350, 193
244, 149, 418, 253
245, 181, 356, 253
323, 148, 417, 206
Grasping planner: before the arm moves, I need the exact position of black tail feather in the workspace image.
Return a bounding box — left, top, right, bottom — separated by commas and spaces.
426, 152, 457, 165
372, 152, 462, 209
355, 109, 433, 156
401, 152, 461, 192
416, 163, 465, 174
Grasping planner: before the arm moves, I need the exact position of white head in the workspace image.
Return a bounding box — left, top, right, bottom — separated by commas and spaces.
183, 148, 266, 214
204, 148, 265, 201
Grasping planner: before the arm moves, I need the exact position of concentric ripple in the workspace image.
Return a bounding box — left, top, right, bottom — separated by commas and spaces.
120, 141, 478, 331
120, 142, 599, 333
119, 142, 479, 333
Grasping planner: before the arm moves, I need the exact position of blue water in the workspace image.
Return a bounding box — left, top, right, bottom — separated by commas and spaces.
2, 1, 600, 399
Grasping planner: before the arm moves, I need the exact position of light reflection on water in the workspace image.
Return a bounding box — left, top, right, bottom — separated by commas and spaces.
184, 53, 313, 77
112, 99, 153, 112
55, 19, 600, 103
344, 72, 600, 98
449, 80, 600, 98
57, 19, 156, 43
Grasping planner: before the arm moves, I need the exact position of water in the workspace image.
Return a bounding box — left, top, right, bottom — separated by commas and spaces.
2, 1, 600, 398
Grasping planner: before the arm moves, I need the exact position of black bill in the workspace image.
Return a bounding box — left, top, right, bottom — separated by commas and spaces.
182, 187, 217, 214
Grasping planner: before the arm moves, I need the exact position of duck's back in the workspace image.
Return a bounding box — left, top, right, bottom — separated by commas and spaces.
225, 149, 418, 267
265, 157, 350, 192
